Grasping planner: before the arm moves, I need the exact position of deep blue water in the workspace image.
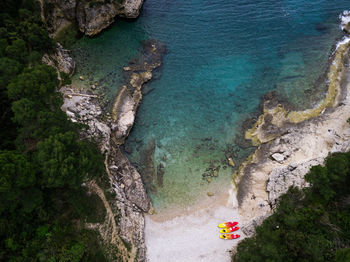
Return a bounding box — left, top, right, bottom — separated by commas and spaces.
72, 0, 350, 211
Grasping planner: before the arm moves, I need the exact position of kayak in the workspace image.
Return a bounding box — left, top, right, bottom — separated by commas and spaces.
219, 226, 239, 233
218, 222, 238, 228
220, 234, 240, 240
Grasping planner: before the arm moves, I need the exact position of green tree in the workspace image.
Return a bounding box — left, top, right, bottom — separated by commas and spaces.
5, 38, 28, 63
36, 132, 103, 189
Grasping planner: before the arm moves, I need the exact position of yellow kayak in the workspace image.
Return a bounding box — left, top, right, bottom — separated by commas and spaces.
219, 226, 239, 233
220, 234, 240, 240
218, 222, 238, 228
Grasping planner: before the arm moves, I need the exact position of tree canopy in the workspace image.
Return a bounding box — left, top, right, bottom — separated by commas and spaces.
0, 1, 108, 261
233, 152, 350, 262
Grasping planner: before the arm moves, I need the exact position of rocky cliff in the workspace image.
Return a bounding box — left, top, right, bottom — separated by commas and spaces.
42, 39, 165, 261
39, 0, 144, 36
59, 84, 150, 261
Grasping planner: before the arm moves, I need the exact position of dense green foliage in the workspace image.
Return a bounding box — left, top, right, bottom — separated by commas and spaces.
233, 152, 350, 262
0, 1, 108, 261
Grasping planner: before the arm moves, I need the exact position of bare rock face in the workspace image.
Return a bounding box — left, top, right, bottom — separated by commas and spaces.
118, 0, 144, 18
41, 0, 77, 36
266, 161, 316, 206
40, 0, 144, 36
241, 215, 270, 238
76, 1, 118, 36
49, 41, 152, 261
109, 146, 151, 212
42, 43, 75, 77
60, 86, 150, 261
340, 10, 350, 34
112, 40, 166, 144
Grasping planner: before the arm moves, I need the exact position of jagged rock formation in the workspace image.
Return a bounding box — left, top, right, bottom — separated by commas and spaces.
42, 43, 75, 78
39, 0, 144, 36
60, 84, 150, 261
340, 10, 350, 34
43, 39, 166, 261
112, 39, 166, 144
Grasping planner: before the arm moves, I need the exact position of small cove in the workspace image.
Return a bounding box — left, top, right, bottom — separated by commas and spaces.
71, 0, 350, 213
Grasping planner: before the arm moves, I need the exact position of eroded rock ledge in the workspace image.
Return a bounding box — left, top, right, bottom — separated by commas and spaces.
237, 19, 350, 237
43, 39, 164, 261
112, 39, 166, 144
59, 85, 150, 261
39, 0, 144, 36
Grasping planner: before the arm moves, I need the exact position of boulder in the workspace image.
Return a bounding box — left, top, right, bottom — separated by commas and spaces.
340, 10, 350, 34
271, 152, 285, 162
41, 0, 145, 37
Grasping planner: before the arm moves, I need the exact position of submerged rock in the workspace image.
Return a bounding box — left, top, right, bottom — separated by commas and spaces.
157, 163, 165, 187
227, 157, 235, 167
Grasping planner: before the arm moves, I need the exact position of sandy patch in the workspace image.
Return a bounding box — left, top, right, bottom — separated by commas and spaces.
145, 189, 243, 262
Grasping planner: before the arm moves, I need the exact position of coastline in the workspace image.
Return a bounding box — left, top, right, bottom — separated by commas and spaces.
54, 39, 165, 261
49, 6, 350, 261
143, 12, 350, 261
236, 19, 350, 234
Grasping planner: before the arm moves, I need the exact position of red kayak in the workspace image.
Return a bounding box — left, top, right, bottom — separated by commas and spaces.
219, 226, 239, 233
220, 234, 240, 240
218, 222, 238, 228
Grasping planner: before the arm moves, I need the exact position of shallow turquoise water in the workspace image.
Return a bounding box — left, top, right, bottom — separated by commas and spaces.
72, 0, 350, 211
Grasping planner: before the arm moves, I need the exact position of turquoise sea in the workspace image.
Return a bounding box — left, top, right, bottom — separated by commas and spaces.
72, 0, 350, 212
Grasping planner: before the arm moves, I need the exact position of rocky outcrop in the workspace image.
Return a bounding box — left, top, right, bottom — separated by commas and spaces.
118, 0, 144, 18
236, 23, 350, 236
60, 85, 150, 261
340, 10, 350, 34
40, 0, 144, 36
112, 39, 166, 144
48, 38, 165, 262
42, 43, 75, 78
53, 38, 166, 262
75, 1, 118, 36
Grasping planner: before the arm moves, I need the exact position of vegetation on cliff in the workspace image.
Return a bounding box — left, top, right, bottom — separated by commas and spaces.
0, 1, 109, 260
233, 151, 350, 262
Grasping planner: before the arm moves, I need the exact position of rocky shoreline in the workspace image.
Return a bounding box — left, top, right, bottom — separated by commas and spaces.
39, 1, 165, 260
43, 36, 165, 261
39, 0, 144, 37
41, 4, 350, 259
237, 13, 350, 237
